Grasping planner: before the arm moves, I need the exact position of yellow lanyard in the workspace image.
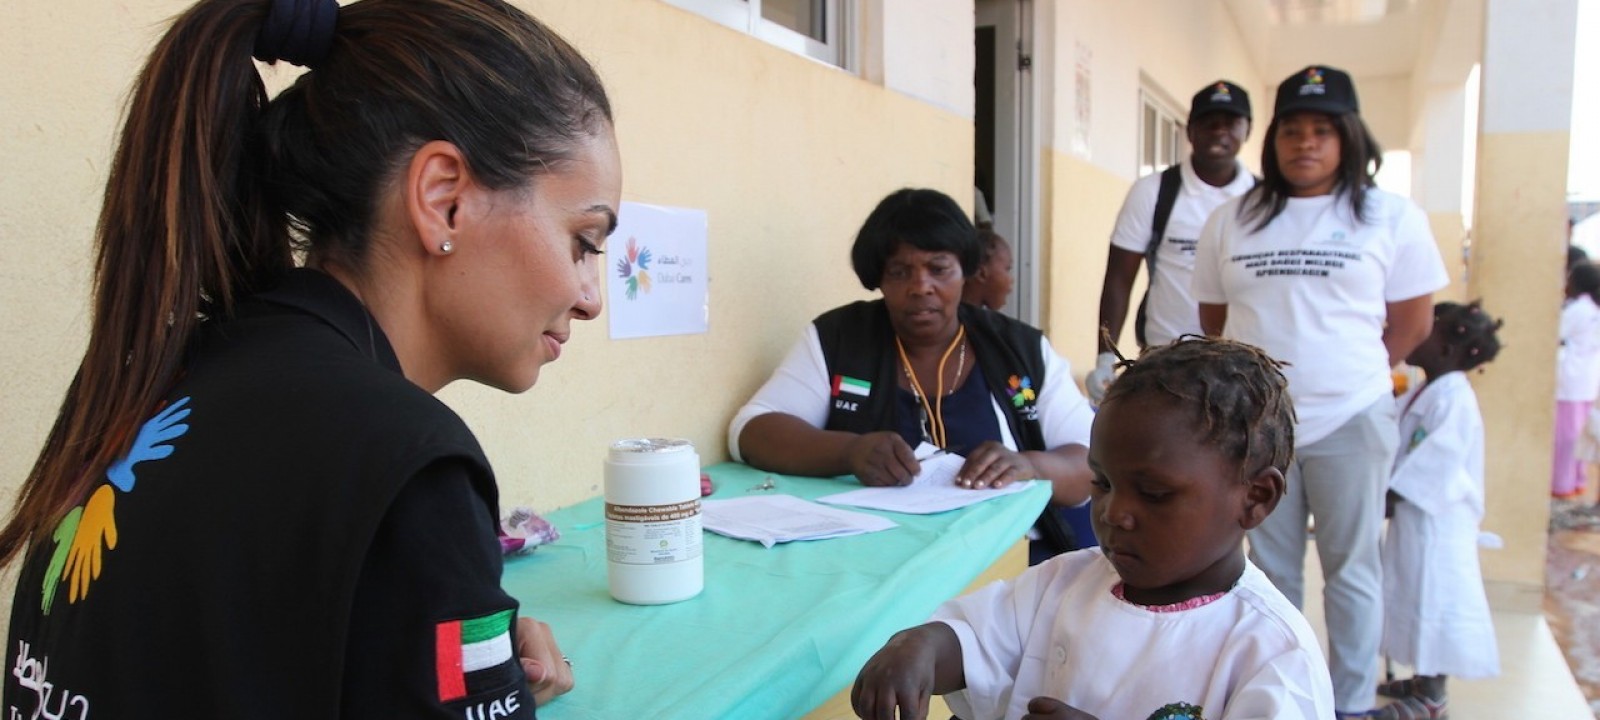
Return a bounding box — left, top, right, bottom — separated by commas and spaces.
895, 325, 966, 448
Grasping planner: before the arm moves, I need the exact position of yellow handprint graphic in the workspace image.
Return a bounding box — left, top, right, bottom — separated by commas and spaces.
65, 484, 118, 604
37, 397, 192, 613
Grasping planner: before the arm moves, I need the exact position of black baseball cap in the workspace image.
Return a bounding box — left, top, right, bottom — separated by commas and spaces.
1274, 65, 1359, 117
1188, 80, 1252, 123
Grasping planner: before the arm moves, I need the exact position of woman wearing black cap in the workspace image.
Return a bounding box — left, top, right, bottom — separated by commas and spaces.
1192, 66, 1449, 718
2, 0, 617, 716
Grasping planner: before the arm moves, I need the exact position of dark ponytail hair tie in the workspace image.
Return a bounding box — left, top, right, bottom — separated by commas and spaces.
254, 0, 339, 68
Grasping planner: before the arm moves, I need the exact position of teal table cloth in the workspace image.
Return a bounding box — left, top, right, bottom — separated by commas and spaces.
501, 462, 1050, 720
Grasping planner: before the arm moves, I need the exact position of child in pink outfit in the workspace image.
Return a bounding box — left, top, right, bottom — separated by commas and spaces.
1554, 263, 1600, 497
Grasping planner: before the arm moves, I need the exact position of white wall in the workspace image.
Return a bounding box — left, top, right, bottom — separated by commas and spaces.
1414, 84, 1471, 215
880, 0, 976, 118
1046, 0, 1265, 177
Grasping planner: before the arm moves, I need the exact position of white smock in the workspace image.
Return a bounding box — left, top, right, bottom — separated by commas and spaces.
1382, 371, 1501, 678
933, 549, 1334, 720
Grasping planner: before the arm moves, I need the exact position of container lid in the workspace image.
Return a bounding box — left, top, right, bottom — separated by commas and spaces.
609, 438, 695, 455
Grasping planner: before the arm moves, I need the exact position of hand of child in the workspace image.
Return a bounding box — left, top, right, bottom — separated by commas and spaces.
851, 623, 962, 720
847, 431, 921, 487
1023, 696, 1100, 720
956, 441, 1039, 490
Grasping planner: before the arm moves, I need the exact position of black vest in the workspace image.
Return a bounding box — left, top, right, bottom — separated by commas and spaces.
813, 300, 1049, 451
5, 270, 523, 719
812, 301, 1076, 555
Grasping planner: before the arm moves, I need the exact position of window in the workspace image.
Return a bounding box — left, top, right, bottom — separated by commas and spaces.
1138, 89, 1185, 178
664, 0, 850, 68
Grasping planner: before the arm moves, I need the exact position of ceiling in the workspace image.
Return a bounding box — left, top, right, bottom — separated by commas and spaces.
1222, 0, 1480, 83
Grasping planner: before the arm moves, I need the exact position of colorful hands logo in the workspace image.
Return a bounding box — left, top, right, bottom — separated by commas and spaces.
41, 397, 190, 613
1006, 375, 1036, 409
615, 236, 653, 300
1146, 702, 1206, 720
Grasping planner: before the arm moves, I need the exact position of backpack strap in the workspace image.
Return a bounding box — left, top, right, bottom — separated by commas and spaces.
1133, 164, 1184, 347
1147, 163, 1184, 269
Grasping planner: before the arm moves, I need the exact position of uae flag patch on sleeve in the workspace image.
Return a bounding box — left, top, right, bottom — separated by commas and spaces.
436, 609, 515, 702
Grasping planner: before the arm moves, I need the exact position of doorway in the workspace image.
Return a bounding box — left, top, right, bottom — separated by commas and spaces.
974, 0, 1038, 323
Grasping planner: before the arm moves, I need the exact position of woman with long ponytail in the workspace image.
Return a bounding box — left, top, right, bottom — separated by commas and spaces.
3, 0, 619, 716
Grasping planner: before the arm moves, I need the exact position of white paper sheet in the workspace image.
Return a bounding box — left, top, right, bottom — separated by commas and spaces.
701, 494, 898, 548
605, 201, 710, 340
815, 443, 1034, 514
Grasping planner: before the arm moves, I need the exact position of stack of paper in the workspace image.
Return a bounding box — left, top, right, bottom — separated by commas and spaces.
816, 445, 1034, 514
701, 494, 898, 548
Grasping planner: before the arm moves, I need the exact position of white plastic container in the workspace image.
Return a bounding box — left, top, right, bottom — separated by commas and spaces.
603, 438, 704, 604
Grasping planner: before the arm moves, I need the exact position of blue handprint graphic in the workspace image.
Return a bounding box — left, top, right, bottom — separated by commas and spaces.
105, 396, 191, 492
36, 397, 193, 613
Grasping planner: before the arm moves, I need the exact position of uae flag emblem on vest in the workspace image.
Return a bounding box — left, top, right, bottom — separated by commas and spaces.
832, 375, 871, 397
436, 609, 515, 702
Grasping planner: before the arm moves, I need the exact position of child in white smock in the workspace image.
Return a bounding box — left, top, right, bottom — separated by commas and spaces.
1377, 301, 1503, 720
1554, 263, 1600, 498
850, 338, 1334, 720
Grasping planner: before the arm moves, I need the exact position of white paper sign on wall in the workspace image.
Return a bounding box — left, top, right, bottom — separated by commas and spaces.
605, 201, 710, 340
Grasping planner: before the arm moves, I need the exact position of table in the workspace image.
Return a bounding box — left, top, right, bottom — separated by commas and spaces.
501, 462, 1050, 720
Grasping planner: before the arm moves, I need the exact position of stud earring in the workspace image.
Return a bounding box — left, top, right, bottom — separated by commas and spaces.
440, 240, 454, 254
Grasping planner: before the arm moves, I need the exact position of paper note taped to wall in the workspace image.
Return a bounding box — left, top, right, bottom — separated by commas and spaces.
606, 201, 709, 339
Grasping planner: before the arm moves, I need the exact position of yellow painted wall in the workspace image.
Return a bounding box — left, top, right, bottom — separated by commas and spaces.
0, 0, 971, 623
1042, 150, 1134, 373
1469, 131, 1570, 586
1427, 212, 1471, 302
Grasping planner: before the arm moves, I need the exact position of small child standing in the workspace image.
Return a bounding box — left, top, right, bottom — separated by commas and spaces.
850, 338, 1334, 720
1376, 301, 1504, 719
1555, 263, 1600, 498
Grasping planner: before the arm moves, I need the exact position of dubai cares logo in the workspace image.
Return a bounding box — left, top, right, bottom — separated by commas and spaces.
615, 236, 653, 300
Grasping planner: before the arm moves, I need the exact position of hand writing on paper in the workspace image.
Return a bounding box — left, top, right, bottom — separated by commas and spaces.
1022, 696, 1099, 720
105, 396, 192, 492
40, 506, 83, 614
956, 441, 1039, 490
516, 616, 574, 707
846, 432, 920, 487
65, 484, 118, 604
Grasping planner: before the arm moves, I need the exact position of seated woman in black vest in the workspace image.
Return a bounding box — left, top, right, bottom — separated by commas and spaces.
727, 188, 1094, 560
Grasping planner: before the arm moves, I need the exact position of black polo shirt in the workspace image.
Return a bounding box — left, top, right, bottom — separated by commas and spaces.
6, 269, 535, 719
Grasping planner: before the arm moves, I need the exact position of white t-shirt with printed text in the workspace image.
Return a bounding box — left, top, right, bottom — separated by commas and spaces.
1109, 158, 1256, 347
1191, 188, 1448, 446
933, 550, 1334, 720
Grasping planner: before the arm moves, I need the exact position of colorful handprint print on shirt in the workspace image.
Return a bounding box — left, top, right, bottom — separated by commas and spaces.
40, 397, 191, 613
105, 397, 191, 492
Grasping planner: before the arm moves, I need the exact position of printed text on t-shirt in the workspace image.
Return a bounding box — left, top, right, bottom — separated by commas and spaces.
1229, 248, 1362, 278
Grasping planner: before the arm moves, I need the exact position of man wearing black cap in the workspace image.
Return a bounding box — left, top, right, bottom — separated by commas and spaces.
1087, 80, 1256, 403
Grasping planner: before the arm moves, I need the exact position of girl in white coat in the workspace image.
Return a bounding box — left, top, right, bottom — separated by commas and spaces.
1553, 263, 1600, 497
850, 339, 1334, 720
1378, 301, 1504, 720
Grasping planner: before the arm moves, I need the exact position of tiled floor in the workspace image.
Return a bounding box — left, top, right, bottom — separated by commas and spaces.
1545, 491, 1600, 719
1300, 540, 1594, 719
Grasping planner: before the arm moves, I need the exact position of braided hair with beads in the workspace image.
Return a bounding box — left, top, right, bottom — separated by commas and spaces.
1101, 336, 1297, 482
1435, 300, 1504, 372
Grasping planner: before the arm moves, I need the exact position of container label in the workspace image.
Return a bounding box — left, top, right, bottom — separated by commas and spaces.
604, 500, 703, 565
